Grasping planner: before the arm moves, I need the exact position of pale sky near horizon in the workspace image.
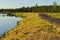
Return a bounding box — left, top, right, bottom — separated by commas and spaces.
0, 0, 60, 9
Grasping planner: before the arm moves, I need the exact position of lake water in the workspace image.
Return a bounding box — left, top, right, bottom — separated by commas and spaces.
0, 14, 22, 36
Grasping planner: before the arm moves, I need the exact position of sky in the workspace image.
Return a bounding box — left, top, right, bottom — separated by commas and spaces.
0, 0, 60, 9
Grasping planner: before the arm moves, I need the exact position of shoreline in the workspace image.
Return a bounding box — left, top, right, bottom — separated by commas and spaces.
1, 13, 60, 40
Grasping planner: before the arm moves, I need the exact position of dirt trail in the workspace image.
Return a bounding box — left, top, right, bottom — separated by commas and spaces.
39, 14, 60, 25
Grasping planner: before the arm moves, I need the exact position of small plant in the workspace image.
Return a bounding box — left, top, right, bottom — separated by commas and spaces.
20, 32, 29, 38
24, 32, 29, 35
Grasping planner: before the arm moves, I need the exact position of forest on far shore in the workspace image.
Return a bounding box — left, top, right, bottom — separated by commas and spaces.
0, 2, 60, 13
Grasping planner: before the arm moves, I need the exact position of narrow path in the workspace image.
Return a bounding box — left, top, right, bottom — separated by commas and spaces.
39, 14, 60, 25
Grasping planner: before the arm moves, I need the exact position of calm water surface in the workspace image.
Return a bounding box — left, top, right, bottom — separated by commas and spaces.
0, 14, 22, 36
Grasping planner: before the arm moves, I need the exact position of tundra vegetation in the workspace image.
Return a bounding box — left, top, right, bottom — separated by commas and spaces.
0, 2, 60, 40
0, 13, 60, 40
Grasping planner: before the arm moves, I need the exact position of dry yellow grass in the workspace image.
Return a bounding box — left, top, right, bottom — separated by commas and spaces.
1, 13, 60, 40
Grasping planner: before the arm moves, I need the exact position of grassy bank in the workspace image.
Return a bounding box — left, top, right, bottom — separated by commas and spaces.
1, 13, 60, 40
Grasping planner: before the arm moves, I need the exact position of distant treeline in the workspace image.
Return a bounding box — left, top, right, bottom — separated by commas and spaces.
0, 6, 60, 13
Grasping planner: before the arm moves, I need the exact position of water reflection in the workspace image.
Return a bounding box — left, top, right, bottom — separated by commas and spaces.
0, 14, 22, 36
